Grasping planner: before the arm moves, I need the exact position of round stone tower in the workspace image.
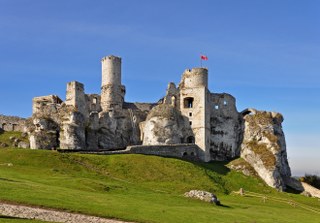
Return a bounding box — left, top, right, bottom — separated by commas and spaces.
181, 68, 208, 88
101, 55, 125, 111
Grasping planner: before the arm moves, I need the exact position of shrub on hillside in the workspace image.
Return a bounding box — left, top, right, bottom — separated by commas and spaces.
300, 174, 320, 189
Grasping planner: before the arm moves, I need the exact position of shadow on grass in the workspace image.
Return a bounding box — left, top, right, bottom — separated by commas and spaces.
0, 216, 28, 219
218, 203, 231, 208
178, 157, 232, 176
0, 178, 20, 183
285, 185, 302, 194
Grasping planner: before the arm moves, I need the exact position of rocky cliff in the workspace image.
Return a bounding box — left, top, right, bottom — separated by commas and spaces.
240, 109, 292, 190
141, 104, 193, 145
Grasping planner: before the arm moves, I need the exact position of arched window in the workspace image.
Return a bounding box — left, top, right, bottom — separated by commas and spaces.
184, 97, 194, 108
171, 96, 176, 107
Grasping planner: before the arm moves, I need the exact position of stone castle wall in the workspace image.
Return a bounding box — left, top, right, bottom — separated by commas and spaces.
0, 115, 27, 132
209, 93, 242, 160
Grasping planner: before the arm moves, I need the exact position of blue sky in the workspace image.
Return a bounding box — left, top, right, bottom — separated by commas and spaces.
0, 0, 319, 175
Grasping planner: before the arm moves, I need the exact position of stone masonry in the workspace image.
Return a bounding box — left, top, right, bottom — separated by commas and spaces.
0, 115, 26, 132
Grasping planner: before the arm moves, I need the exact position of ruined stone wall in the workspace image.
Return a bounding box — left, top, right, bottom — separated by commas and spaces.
0, 115, 27, 132
209, 93, 242, 160
86, 94, 102, 113
32, 95, 62, 116
29, 95, 63, 149
65, 81, 88, 117
162, 82, 179, 108
127, 144, 201, 160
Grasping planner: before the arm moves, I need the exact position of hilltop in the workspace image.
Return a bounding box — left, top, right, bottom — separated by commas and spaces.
0, 144, 319, 222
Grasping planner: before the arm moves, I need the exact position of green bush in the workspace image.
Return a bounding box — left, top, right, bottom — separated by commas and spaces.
300, 174, 320, 189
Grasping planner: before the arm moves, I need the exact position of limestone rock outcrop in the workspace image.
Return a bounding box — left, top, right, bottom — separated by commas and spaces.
141, 104, 193, 145
301, 182, 320, 198
184, 190, 215, 202
240, 109, 291, 190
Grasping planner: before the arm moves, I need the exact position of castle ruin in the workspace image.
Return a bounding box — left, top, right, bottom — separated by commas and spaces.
26, 55, 295, 190
29, 55, 242, 162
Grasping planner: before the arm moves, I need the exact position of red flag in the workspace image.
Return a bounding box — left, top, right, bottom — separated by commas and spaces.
200, 55, 208, 60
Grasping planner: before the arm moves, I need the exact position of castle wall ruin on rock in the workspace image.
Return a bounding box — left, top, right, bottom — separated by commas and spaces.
0, 54, 295, 191
27, 55, 244, 162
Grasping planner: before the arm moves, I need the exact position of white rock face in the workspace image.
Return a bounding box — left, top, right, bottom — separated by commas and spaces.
184, 190, 214, 202
142, 104, 193, 145
301, 182, 320, 198
240, 109, 291, 190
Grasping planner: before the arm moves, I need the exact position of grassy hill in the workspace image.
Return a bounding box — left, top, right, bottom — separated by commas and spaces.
0, 133, 319, 222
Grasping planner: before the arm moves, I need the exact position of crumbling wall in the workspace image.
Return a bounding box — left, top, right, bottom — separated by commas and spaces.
0, 115, 27, 132
163, 82, 179, 108
66, 82, 88, 117
28, 95, 62, 149
127, 144, 201, 160
209, 93, 242, 160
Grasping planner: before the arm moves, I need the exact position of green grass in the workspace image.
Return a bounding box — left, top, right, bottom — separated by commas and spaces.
0, 131, 28, 147
0, 147, 319, 222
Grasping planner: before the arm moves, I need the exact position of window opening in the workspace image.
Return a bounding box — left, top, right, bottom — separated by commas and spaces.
187, 136, 195, 143
184, 97, 194, 108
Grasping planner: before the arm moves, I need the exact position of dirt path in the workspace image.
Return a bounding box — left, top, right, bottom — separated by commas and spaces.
0, 202, 134, 223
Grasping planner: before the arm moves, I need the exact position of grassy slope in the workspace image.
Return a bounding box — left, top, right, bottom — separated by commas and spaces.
0, 147, 319, 223
0, 132, 22, 145
0, 217, 50, 223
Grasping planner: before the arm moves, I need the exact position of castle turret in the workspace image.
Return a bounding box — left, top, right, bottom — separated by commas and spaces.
101, 55, 126, 111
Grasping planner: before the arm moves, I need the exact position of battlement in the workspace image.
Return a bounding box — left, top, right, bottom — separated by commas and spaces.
183, 67, 208, 75
101, 55, 121, 62
67, 81, 84, 90
180, 67, 208, 88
